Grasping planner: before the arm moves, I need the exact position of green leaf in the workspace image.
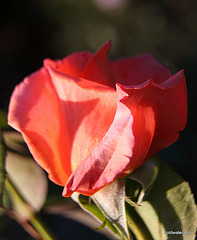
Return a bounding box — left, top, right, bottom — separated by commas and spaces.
6, 152, 48, 218
134, 159, 197, 240
0, 131, 6, 209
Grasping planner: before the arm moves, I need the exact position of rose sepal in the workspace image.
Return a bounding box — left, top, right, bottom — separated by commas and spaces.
72, 180, 131, 240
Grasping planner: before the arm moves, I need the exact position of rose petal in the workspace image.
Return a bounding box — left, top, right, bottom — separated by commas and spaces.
44, 60, 117, 173
111, 55, 172, 86
63, 85, 135, 197
8, 68, 72, 186
81, 41, 115, 87
121, 70, 187, 173
146, 70, 187, 160
55, 51, 92, 77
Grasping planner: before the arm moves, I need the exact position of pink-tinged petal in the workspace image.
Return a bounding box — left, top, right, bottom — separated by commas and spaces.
111, 55, 172, 86
63, 85, 135, 197
44, 59, 117, 173
120, 70, 187, 173
8, 68, 72, 186
55, 51, 92, 77
117, 86, 156, 173
81, 41, 115, 87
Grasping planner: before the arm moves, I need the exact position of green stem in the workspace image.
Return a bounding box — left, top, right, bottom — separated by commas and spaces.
0, 130, 6, 208
126, 203, 154, 240
6, 177, 56, 240
30, 215, 56, 240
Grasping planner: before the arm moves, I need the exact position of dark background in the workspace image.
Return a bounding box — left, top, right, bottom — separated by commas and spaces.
1, 0, 197, 239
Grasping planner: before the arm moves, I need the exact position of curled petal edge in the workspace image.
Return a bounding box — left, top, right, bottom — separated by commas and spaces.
63, 84, 135, 197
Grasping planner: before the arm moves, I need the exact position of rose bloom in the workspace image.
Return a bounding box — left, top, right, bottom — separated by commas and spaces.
8, 41, 187, 197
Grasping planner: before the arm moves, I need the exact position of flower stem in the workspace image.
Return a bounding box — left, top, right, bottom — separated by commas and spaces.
126, 203, 154, 240
6, 177, 56, 240
0, 131, 6, 209
30, 215, 56, 240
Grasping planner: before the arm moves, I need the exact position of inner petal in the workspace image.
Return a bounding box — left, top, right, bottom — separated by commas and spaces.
45, 62, 117, 171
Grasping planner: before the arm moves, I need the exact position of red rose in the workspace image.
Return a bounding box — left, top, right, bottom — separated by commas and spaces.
8, 41, 187, 197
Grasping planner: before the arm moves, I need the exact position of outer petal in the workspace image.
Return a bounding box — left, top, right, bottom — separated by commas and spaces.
44, 59, 117, 172
63, 84, 135, 197
8, 68, 72, 185
146, 70, 187, 160
111, 54, 172, 86
121, 70, 187, 173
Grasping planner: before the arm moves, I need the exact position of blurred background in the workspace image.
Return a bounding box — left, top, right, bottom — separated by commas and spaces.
1, 0, 197, 239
